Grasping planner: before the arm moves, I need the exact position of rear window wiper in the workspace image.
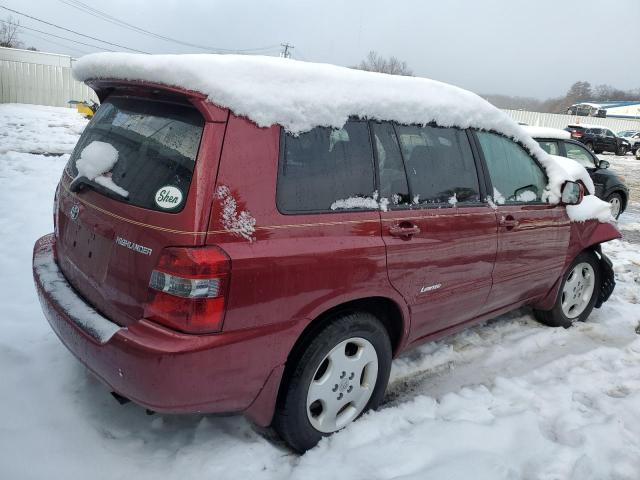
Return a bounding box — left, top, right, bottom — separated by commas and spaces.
69, 175, 132, 204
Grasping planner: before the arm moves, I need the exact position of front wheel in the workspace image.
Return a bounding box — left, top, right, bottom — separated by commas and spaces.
617, 145, 628, 156
273, 312, 392, 452
607, 192, 623, 219
534, 251, 601, 328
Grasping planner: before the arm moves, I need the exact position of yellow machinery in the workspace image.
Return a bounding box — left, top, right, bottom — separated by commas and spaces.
68, 100, 98, 118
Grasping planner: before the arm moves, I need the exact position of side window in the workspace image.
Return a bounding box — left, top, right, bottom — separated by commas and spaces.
476, 131, 547, 204
537, 140, 560, 155
395, 125, 480, 205
277, 121, 375, 212
564, 142, 596, 168
370, 122, 409, 206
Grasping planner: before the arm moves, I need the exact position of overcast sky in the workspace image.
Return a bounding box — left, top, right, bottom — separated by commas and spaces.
4, 0, 640, 99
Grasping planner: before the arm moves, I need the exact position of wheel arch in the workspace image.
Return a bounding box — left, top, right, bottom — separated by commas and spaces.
289, 296, 408, 363
244, 295, 408, 428
605, 188, 628, 213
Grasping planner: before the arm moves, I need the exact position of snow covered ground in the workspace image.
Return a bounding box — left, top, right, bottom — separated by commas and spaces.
1, 104, 640, 480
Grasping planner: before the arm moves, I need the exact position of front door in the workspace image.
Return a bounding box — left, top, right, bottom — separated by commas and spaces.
372, 122, 498, 343
474, 131, 571, 311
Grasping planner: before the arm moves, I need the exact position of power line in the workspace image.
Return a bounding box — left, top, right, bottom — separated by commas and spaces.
0, 18, 114, 52
18, 29, 92, 56
0, 5, 149, 53
57, 0, 282, 54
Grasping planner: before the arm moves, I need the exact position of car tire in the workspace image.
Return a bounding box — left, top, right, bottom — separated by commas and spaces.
585, 142, 594, 152
533, 251, 601, 328
636, 148, 640, 160
606, 192, 624, 219
617, 145, 627, 156
272, 312, 392, 452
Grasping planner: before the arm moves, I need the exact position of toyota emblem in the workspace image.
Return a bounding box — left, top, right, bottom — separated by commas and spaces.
70, 204, 80, 221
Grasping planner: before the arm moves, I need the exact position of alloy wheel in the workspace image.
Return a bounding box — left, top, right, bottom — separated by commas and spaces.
306, 337, 378, 433
609, 197, 621, 218
561, 262, 596, 319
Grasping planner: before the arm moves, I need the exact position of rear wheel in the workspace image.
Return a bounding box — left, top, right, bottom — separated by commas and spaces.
273, 312, 392, 452
585, 141, 594, 152
607, 192, 623, 219
636, 148, 640, 160
534, 251, 600, 328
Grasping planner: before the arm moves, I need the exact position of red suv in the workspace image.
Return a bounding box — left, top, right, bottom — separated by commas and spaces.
34, 71, 620, 452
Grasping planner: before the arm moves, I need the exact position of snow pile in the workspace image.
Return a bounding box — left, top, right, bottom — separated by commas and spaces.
567, 195, 614, 223
547, 154, 596, 194
522, 125, 571, 140
331, 191, 392, 212
74, 53, 610, 222
331, 196, 380, 211
33, 239, 122, 343
75, 141, 129, 198
215, 186, 256, 241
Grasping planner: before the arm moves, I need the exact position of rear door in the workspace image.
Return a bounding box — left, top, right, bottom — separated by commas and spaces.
474, 131, 570, 311
55, 92, 224, 326
375, 122, 497, 343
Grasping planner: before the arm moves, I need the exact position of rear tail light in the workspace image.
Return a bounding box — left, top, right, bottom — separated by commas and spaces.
144, 246, 231, 333
571, 131, 583, 138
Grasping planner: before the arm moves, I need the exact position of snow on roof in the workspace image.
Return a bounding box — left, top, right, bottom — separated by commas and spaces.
73, 53, 611, 221
567, 123, 608, 130
523, 126, 571, 140
74, 53, 524, 135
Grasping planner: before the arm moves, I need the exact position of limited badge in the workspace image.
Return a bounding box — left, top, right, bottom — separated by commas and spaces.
154, 185, 183, 210
69, 204, 80, 221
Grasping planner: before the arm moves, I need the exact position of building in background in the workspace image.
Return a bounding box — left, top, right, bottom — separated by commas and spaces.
567, 101, 640, 119
0, 45, 97, 107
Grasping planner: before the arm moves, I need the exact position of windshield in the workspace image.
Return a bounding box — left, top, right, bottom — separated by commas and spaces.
66, 95, 204, 212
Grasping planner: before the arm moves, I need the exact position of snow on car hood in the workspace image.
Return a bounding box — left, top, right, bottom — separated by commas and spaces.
73, 53, 612, 222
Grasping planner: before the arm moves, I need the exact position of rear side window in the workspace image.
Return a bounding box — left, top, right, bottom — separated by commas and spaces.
476, 131, 547, 203
537, 140, 560, 155
277, 121, 376, 212
564, 142, 596, 168
67, 96, 204, 212
395, 125, 480, 205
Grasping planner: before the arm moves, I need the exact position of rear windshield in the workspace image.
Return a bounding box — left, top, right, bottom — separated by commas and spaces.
66, 95, 204, 212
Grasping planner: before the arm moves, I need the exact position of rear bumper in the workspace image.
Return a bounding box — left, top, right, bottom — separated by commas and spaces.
33, 234, 288, 420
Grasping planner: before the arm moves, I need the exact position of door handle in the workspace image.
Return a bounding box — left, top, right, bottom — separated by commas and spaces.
389, 222, 420, 239
500, 215, 519, 230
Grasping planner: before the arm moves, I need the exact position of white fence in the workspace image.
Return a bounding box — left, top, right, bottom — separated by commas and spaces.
503, 109, 640, 133
0, 46, 97, 107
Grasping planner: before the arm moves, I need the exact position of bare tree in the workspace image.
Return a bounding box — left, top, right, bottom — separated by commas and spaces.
354, 51, 413, 76
0, 16, 23, 49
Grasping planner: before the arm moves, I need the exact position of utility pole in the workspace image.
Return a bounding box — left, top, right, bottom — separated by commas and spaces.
280, 42, 294, 59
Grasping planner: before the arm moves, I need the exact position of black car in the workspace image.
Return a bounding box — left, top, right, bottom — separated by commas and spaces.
565, 125, 631, 156
531, 133, 628, 219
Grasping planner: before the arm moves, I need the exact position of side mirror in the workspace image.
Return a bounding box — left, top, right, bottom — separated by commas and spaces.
561, 181, 584, 205
598, 160, 610, 169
